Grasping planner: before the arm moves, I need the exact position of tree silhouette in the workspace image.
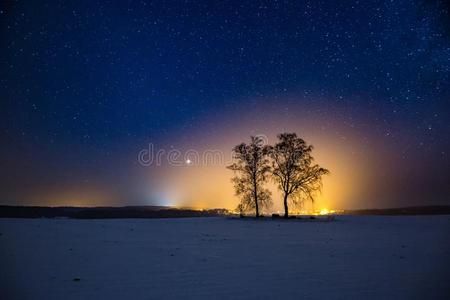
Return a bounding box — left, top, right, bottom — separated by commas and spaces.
227, 136, 272, 217
268, 133, 329, 218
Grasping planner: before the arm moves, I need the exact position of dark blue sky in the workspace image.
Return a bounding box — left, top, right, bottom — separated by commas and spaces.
1, 0, 449, 208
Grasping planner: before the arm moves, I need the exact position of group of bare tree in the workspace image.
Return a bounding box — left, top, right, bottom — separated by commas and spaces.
227, 133, 329, 218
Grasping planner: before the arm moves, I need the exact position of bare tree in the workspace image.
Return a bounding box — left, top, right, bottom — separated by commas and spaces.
227, 136, 272, 217
268, 133, 329, 218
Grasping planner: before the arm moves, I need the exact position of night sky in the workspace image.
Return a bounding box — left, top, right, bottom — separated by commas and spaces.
1, 1, 449, 210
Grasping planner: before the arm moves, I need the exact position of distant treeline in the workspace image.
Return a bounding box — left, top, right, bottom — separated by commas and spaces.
343, 206, 450, 216
1, 205, 449, 219
0, 206, 228, 219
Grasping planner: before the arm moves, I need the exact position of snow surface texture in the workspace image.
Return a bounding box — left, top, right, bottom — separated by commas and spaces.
1, 216, 449, 299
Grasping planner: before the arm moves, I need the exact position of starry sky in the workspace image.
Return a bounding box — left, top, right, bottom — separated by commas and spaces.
1, 0, 449, 210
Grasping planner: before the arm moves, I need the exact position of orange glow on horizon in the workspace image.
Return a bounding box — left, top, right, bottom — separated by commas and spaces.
141, 104, 377, 212
33, 98, 379, 210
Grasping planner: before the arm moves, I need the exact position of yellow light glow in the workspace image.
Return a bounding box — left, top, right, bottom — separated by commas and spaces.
318, 208, 337, 215
319, 208, 329, 215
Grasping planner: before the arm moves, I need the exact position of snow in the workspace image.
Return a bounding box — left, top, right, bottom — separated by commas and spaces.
1, 216, 449, 299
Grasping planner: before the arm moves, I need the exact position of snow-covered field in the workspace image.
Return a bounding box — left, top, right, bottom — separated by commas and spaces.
1, 216, 449, 299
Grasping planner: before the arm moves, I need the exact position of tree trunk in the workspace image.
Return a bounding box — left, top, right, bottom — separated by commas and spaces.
283, 193, 289, 218
253, 176, 259, 218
